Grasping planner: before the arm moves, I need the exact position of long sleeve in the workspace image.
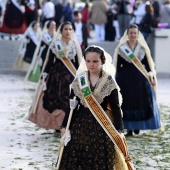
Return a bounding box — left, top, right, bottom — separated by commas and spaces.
140, 13, 153, 33
43, 49, 55, 74
141, 55, 151, 72
72, 54, 79, 70
116, 54, 126, 72
108, 89, 124, 132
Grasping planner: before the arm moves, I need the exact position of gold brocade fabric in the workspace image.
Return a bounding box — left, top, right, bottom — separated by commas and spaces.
105, 110, 129, 170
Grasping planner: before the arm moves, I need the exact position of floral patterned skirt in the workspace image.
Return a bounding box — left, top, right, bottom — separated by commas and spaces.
59, 107, 115, 170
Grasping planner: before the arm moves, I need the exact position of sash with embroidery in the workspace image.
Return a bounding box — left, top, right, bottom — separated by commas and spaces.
78, 72, 135, 170
120, 45, 150, 82
54, 40, 77, 77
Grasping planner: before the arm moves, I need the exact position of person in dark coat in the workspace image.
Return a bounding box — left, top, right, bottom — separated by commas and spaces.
151, 0, 160, 28
140, 3, 154, 40
62, 1, 73, 23
54, 0, 63, 29
105, 8, 116, 41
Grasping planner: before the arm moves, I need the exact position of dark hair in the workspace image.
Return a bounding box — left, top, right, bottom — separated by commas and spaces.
84, 2, 89, 9
127, 24, 139, 34
30, 20, 37, 28
60, 21, 73, 32
73, 10, 80, 17
84, 46, 106, 64
145, 4, 154, 14
46, 20, 56, 29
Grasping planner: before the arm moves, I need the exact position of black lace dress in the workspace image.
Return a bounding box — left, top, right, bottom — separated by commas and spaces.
42, 41, 79, 114
59, 73, 124, 170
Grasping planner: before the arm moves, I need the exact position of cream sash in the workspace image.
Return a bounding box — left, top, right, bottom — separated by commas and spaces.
120, 45, 150, 82
78, 72, 135, 170
55, 40, 77, 76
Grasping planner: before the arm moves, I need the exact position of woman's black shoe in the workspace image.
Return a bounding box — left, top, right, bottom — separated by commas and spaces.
54, 130, 60, 137
134, 130, 140, 134
125, 130, 133, 136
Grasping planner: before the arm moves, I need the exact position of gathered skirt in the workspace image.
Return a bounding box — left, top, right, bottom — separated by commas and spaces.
116, 65, 160, 130
59, 107, 115, 170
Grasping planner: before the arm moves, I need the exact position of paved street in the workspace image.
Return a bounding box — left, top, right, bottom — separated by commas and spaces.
0, 32, 170, 169
0, 73, 170, 170
0, 74, 59, 170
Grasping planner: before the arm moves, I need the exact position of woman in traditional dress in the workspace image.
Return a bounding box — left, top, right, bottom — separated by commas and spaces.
113, 24, 161, 136
24, 20, 56, 83
39, 20, 57, 66
21, 0, 40, 27
58, 46, 134, 169
28, 21, 82, 133
14, 21, 41, 72
0, 0, 26, 34
23, 21, 41, 64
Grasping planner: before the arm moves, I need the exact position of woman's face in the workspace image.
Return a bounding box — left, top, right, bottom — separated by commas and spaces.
33, 23, 39, 31
127, 28, 139, 42
49, 21, 56, 31
61, 24, 73, 39
85, 52, 102, 74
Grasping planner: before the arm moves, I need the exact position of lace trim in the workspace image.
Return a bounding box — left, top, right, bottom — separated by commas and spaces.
71, 71, 118, 106
50, 39, 77, 62
118, 42, 145, 63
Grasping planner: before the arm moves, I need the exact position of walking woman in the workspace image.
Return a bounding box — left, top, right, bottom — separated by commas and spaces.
58, 45, 134, 169
14, 21, 41, 72
28, 21, 82, 132
24, 20, 57, 83
0, 0, 26, 34
113, 24, 161, 136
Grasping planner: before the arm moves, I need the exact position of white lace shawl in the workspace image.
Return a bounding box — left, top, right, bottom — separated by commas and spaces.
71, 71, 121, 106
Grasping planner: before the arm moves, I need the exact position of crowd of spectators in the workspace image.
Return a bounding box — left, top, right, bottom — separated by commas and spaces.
0, 0, 170, 41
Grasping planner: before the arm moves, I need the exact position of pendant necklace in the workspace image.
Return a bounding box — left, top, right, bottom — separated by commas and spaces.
127, 41, 138, 52
88, 70, 102, 92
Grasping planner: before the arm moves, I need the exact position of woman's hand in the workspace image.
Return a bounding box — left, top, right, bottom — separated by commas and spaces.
148, 72, 156, 86
149, 77, 156, 86
119, 132, 124, 138
60, 128, 66, 137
